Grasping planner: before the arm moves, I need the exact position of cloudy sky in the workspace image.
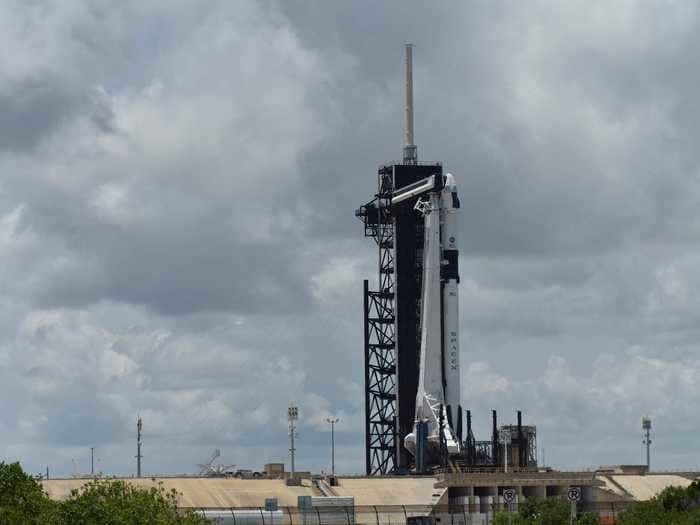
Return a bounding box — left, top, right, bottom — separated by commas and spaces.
2, 0, 700, 477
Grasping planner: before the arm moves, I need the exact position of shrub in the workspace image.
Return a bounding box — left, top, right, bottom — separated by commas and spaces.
54, 479, 207, 525
0, 462, 56, 524
0, 462, 206, 525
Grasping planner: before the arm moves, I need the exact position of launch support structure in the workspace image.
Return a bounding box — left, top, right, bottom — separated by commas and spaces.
357, 45, 538, 476
356, 44, 461, 474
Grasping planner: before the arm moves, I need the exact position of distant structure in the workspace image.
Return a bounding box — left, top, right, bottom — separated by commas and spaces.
197, 449, 221, 476
356, 43, 446, 475
356, 45, 536, 475
288, 406, 298, 480
326, 417, 339, 476
642, 417, 652, 471
136, 417, 143, 478
197, 449, 237, 477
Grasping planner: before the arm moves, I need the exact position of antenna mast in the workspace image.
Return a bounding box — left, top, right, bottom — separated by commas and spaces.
403, 43, 417, 164
642, 417, 652, 471
136, 417, 143, 478
288, 405, 298, 483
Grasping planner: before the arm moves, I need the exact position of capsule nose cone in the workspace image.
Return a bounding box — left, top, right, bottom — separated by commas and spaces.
444, 173, 457, 191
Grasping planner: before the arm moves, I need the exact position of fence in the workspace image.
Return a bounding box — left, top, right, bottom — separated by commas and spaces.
192, 502, 637, 525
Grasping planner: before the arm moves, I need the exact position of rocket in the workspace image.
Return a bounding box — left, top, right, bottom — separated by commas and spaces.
403, 173, 462, 462
441, 173, 462, 443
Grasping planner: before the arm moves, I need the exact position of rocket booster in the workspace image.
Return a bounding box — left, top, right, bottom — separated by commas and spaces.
441, 173, 462, 442
404, 173, 462, 461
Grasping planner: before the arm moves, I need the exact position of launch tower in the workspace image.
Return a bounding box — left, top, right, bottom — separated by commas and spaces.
357, 46, 537, 476
356, 45, 443, 475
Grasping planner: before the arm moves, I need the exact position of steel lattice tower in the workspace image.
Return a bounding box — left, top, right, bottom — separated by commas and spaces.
356, 45, 443, 475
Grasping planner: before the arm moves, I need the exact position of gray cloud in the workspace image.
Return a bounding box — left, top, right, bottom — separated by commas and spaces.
1, 0, 700, 477
0, 77, 81, 151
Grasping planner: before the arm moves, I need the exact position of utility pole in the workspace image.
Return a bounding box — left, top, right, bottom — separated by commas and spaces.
326, 417, 339, 476
136, 417, 143, 478
288, 406, 298, 481
90, 447, 94, 476
642, 417, 652, 471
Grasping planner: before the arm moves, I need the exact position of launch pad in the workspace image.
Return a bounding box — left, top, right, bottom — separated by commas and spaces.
356, 46, 538, 476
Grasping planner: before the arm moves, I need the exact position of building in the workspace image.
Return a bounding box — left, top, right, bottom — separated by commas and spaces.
41, 468, 700, 524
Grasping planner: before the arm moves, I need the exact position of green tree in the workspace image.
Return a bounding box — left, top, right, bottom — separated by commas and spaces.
617, 481, 700, 525
0, 462, 207, 524
518, 497, 570, 525
659, 481, 700, 512
494, 498, 599, 525
53, 479, 207, 525
494, 511, 525, 525
0, 461, 57, 524
574, 513, 599, 525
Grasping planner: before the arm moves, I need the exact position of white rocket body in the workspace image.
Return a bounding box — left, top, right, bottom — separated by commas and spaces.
404, 173, 462, 460
441, 174, 462, 441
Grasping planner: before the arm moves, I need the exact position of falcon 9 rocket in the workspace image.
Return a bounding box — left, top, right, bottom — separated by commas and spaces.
402, 173, 463, 465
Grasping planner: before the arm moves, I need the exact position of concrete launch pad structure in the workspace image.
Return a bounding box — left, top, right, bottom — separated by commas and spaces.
41, 468, 700, 524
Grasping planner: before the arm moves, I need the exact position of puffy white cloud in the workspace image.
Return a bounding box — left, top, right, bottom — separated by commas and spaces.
3, 0, 700, 476
463, 350, 700, 469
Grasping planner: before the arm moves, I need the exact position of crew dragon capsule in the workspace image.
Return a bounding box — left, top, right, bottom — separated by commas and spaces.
398, 172, 463, 464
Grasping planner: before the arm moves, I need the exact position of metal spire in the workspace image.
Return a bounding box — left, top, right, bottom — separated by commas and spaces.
403, 44, 417, 164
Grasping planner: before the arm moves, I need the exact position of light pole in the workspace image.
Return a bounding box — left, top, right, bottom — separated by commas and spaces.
288, 406, 298, 481
90, 447, 95, 476
326, 417, 339, 476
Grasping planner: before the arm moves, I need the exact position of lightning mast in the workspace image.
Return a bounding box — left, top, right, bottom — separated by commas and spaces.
404, 44, 417, 164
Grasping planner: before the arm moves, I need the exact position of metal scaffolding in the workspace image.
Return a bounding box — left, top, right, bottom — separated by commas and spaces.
358, 166, 398, 475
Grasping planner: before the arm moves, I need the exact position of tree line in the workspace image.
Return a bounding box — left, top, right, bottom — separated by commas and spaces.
0, 462, 206, 524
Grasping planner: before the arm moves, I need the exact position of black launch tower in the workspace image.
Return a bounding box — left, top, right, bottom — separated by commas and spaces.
356, 45, 540, 477
356, 45, 442, 474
